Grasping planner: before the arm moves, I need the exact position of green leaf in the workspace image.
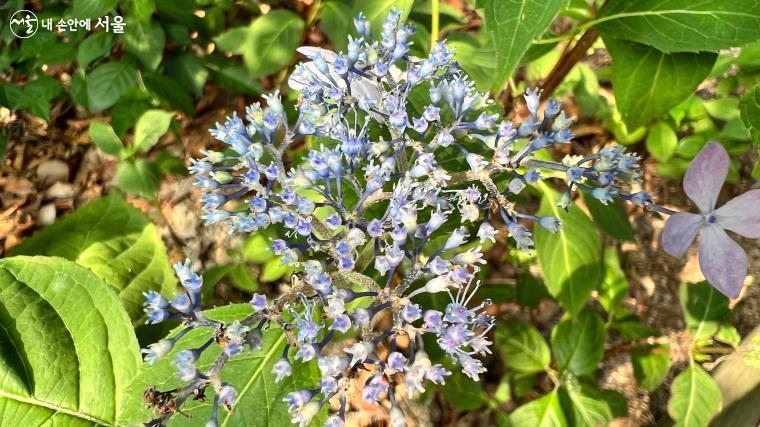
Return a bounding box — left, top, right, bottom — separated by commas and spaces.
551, 310, 607, 376
117, 158, 163, 196
243, 234, 275, 263
647, 121, 679, 162
130, 0, 156, 21
122, 20, 166, 71
676, 135, 708, 159
535, 183, 603, 314
77, 31, 114, 68
320, 0, 353, 51
599, 247, 630, 321
9, 193, 175, 323
118, 304, 324, 425
166, 52, 209, 98
482, 0, 569, 92
509, 391, 568, 427
355, 0, 414, 37
142, 72, 195, 116
605, 38, 717, 129
614, 322, 673, 391
214, 26, 249, 55
229, 264, 258, 292
704, 97, 740, 122
132, 109, 175, 154
679, 282, 732, 342
111, 90, 153, 136
260, 257, 289, 283
739, 85, 760, 145
86, 62, 138, 112
595, 0, 760, 53
440, 370, 489, 410
446, 32, 497, 92
668, 364, 721, 427
243, 10, 305, 78
89, 121, 124, 156
0, 256, 140, 425
495, 320, 550, 374
581, 190, 635, 241
559, 385, 613, 427
72, 0, 120, 18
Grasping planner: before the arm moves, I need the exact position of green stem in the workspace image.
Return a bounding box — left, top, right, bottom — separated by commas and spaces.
430, 0, 440, 52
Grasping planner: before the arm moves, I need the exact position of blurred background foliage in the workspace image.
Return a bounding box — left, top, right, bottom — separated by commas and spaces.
1, 0, 760, 426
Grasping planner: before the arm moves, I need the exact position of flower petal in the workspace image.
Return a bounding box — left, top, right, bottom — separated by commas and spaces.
683, 141, 729, 213
698, 225, 747, 299
714, 189, 760, 238
661, 212, 703, 257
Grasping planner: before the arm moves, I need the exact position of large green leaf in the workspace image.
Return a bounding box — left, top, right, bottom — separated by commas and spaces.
595, 0, 760, 53
598, 247, 630, 321
551, 310, 607, 376
559, 385, 613, 427
481, 0, 568, 93
242, 10, 305, 79
121, 20, 166, 71
739, 85, 760, 145
0, 256, 140, 425
10, 193, 175, 323
495, 320, 551, 374
580, 190, 635, 242
679, 282, 732, 342
116, 158, 163, 196
132, 109, 175, 154
86, 62, 137, 112
119, 304, 324, 426
89, 121, 124, 156
319, 0, 414, 52
534, 184, 603, 314
77, 31, 114, 68
509, 391, 568, 427
668, 364, 721, 427
72, 0, 120, 18
605, 38, 717, 129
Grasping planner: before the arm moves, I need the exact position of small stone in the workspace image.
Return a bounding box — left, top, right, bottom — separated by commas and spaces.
45, 182, 76, 199
37, 159, 69, 185
37, 203, 57, 226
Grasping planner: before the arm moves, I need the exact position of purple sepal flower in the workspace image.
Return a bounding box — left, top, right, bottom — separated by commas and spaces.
661, 142, 760, 298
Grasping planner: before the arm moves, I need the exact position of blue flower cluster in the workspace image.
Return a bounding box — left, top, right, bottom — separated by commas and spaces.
141, 8, 659, 427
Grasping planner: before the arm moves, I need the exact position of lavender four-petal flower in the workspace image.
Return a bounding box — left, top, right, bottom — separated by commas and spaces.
662, 142, 760, 298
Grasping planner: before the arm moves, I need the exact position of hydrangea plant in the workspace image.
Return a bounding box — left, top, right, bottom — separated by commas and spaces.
140, 9, 760, 427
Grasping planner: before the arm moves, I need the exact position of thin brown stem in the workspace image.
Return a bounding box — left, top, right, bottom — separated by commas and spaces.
540, 28, 600, 100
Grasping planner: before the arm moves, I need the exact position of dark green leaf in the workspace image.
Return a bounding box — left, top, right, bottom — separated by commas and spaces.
679, 282, 732, 341
229, 264, 258, 292
72, 0, 120, 18
630, 343, 671, 391
116, 158, 163, 196
482, 0, 569, 92
111, 90, 153, 136
86, 62, 138, 112
535, 183, 603, 314
440, 370, 489, 410
599, 247, 630, 321
118, 304, 325, 425
320, 0, 354, 51
166, 52, 209, 97
551, 310, 607, 376
581, 190, 635, 242
130, 0, 156, 22
77, 31, 114, 68
10, 193, 176, 323
0, 256, 140, 424
122, 20, 166, 71
739, 85, 760, 145
605, 38, 716, 129
496, 320, 551, 374
595, 0, 760, 53
89, 121, 124, 155
668, 364, 721, 427
142, 72, 195, 116
559, 385, 613, 427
